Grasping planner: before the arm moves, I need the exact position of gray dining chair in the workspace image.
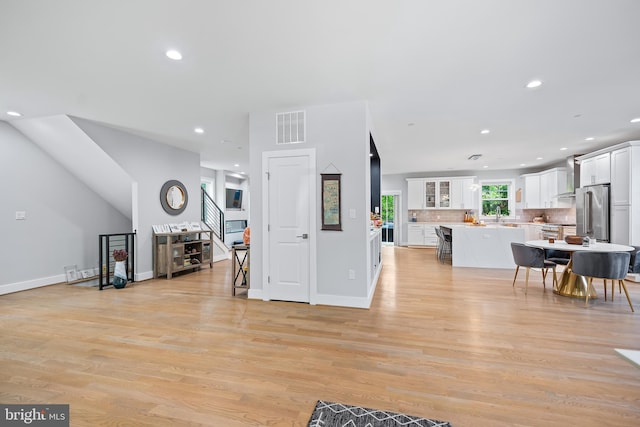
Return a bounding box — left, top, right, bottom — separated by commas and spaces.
571, 251, 633, 312
510, 242, 557, 294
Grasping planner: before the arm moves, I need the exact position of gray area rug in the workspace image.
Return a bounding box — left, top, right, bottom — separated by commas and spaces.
307, 400, 452, 427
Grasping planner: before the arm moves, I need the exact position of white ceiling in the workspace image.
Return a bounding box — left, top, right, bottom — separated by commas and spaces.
2, 0, 640, 175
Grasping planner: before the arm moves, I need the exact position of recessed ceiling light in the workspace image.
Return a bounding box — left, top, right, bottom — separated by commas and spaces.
6, 111, 21, 117
631, 117, 640, 123
468, 154, 482, 160
234, 164, 240, 168
480, 129, 490, 134
240, 171, 245, 175
483, 165, 489, 168
166, 49, 182, 60
194, 127, 204, 134
536, 157, 543, 160
520, 163, 526, 167
585, 137, 594, 141
526, 80, 542, 89
560, 147, 568, 151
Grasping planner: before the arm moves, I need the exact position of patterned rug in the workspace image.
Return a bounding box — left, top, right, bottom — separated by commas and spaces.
307, 400, 452, 427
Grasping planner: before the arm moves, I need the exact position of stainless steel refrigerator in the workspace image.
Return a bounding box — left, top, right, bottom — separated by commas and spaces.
576, 184, 610, 242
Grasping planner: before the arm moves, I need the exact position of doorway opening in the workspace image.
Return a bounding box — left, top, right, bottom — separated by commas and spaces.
381, 193, 397, 245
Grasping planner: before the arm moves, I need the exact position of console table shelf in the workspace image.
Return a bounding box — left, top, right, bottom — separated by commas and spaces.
153, 230, 213, 279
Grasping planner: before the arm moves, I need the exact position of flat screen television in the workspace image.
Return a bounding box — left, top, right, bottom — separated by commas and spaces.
226, 188, 243, 210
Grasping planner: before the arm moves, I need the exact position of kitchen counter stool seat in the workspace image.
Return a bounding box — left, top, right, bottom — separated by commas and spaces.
511, 242, 557, 294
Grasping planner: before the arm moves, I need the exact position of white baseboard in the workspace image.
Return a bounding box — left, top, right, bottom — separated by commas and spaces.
213, 253, 230, 262
248, 288, 263, 299
135, 270, 154, 282
0, 274, 66, 295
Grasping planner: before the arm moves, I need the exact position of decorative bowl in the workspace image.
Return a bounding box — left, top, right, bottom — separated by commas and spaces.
564, 235, 583, 245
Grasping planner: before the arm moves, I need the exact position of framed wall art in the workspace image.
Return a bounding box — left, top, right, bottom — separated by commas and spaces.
321, 173, 342, 231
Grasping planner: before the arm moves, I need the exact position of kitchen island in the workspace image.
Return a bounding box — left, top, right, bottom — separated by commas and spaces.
450, 224, 525, 269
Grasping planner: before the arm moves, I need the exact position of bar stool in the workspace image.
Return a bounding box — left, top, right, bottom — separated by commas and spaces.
439, 226, 452, 263
434, 227, 444, 260
571, 251, 633, 312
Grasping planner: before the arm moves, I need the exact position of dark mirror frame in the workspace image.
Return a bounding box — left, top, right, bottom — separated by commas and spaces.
160, 180, 188, 215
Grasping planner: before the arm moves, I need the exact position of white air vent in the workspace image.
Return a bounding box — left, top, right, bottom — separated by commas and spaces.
276, 110, 305, 144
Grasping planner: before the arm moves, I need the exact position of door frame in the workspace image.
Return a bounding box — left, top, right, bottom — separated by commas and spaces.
382, 190, 402, 246
261, 148, 317, 304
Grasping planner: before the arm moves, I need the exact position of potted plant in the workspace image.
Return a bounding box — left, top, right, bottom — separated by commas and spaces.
112, 249, 128, 289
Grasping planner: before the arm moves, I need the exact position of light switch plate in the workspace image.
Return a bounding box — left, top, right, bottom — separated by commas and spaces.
15, 211, 26, 220
349, 208, 356, 219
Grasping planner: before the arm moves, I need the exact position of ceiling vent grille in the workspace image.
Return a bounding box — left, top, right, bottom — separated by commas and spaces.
276, 110, 305, 144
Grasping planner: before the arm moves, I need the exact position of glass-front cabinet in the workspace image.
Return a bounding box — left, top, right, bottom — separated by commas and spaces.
425, 179, 450, 208
407, 176, 476, 210
425, 181, 436, 208
439, 181, 450, 208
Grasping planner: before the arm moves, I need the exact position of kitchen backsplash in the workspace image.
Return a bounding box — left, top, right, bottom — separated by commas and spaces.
408, 208, 576, 224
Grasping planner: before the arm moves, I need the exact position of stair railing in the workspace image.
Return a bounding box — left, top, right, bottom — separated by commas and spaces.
201, 188, 224, 242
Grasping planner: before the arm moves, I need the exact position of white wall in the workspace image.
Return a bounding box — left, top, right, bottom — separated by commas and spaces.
0, 121, 130, 293
71, 118, 201, 278
249, 101, 372, 306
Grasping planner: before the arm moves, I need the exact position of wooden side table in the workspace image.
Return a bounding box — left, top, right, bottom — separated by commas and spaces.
232, 244, 250, 296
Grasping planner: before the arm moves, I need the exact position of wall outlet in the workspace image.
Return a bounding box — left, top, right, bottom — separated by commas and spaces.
348, 269, 355, 280
436, 215, 440, 220
15, 211, 26, 220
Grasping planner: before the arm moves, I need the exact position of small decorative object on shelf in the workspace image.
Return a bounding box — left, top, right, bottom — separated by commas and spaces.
112, 249, 128, 289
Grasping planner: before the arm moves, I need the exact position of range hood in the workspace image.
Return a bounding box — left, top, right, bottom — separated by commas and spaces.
554, 155, 581, 198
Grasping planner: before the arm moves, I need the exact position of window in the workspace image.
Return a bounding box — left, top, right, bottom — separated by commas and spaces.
480, 180, 513, 218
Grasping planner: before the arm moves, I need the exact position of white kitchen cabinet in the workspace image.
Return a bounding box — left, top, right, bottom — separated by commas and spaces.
521, 224, 543, 241
423, 225, 438, 246
580, 153, 610, 186
408, 176, 476, 210
450, 178, 476, 209
424, 179, 452, 209
407, 223, 439, 246
407, 179, 425, 209
438, 180, 451, 208
611, 147, 631, 205
407, 224, 425, 245
540, 168, 567, 208
611, 205, 630, 245
523, 174, 541, 208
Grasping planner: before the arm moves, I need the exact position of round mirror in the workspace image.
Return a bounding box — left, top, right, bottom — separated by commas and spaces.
160, 180, 188, 215
166, 185, 185, 209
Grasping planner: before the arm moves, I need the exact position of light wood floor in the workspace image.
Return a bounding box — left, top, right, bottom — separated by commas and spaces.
1, 247, 639, 426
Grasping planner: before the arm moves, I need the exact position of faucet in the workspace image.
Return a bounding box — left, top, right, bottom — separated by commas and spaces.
495, 206, 501, 223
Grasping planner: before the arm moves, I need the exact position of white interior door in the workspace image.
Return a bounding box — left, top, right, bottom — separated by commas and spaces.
263, 149, 315, 302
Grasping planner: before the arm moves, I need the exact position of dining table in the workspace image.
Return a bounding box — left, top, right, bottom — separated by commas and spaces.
525, 240, 634, 298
